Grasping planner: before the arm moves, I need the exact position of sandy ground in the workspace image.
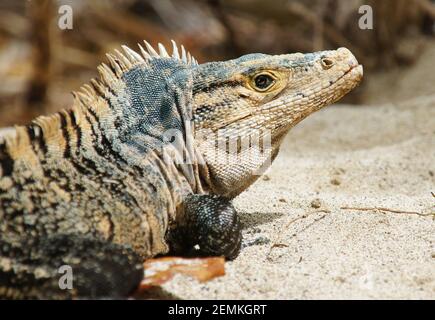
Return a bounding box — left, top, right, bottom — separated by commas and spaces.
161, 96, 435, 300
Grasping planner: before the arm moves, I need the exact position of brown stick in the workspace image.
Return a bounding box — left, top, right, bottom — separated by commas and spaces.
340, 206, 435, 217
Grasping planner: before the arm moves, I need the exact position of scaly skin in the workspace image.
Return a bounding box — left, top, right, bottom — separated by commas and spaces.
0, 41, 362, 299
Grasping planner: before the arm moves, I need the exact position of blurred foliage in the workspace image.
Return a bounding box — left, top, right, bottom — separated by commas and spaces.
0, 0, 433, 126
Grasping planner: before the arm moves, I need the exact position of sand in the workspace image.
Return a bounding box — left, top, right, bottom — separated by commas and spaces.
161, 97, 435, 300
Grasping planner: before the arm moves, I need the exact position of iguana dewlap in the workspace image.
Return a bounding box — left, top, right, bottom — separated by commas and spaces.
0, 41, 362, 299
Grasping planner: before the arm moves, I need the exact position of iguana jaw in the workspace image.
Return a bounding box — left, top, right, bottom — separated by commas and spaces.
192, 47, 363, 197
267, 60, 363, 160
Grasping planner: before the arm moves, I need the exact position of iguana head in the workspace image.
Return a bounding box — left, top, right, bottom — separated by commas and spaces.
191, 48, 363, 197
82, 42, 362, 198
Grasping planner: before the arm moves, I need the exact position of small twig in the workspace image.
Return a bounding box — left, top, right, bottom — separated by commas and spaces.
340, 206, 435, 217
266, 209, 330, 260
281, 209, 330, 231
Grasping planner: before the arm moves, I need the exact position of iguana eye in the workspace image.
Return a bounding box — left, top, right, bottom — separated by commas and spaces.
253, 73, 275, 91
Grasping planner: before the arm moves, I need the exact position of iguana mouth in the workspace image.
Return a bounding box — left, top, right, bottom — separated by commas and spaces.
330, 64, 363, 90
344, 64, 363, 80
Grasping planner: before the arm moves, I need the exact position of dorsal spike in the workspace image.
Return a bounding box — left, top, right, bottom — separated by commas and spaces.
91, 41, 197, 103
99, 63, 114, 77
77, 92, 91, 104
97, 63, 115, 84
114, 49, 131, 69
144, 40, 159, 57
138, 43, 151, 60
82, 84, 95, 97
158, 43, 169, 58
98, 63, 117, 85
187, 51, 192, 64
105, 54, 123, 77
181, 45, 187, 63
171, 40, 180, 59
122, 45, 144, 63
90, 79, 105, 96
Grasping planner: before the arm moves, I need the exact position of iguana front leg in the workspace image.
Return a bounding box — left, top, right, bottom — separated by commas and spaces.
168, 194, 242, 260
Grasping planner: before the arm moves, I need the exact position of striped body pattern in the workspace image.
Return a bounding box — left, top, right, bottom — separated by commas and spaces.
0, 42, 202, 258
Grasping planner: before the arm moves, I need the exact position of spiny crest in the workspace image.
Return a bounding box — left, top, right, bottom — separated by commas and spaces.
75, 40, 198, 104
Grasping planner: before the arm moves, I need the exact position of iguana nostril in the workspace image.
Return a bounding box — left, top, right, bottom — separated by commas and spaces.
321, 58, 334, 69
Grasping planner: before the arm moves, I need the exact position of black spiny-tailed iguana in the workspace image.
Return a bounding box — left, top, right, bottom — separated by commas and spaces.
0, 41, 363, 299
